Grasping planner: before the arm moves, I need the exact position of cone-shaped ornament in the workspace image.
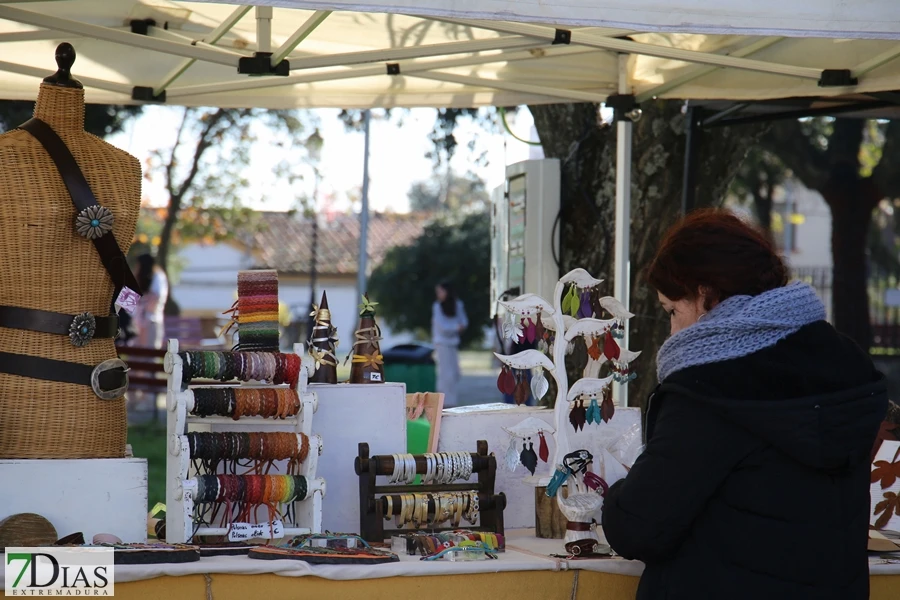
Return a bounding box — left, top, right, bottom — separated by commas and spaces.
309, 291, 338, 384
348, 293, 385, 384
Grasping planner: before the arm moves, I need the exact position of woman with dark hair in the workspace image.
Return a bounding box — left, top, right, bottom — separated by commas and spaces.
134, 253, 168, 349
602, 209, 887, 600
432, 280, 468, 407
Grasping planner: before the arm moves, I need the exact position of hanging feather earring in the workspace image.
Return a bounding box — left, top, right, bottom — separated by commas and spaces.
519, 438, 537, 475
534, 313, 545, 342
497, 365, 516, 395
520, 438, 538, 475
601, 385, 616, 423
603, 331, 621, 361
578, 290, 593, 319
569, 400, 581, 432
505, 436, 521, 471
525, 317, 536, 343
514, 371, 530, 405
530, 367, 549, 402
538, 431, 549, 463
587, 395, 600, 425
569, 286, 581, 318
575, 398, 588, 431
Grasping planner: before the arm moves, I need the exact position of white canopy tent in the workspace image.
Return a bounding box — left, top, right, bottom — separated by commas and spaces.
2, 1, 899, 403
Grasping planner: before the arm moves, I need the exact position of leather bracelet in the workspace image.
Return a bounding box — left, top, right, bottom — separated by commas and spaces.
566, 521, 593, 532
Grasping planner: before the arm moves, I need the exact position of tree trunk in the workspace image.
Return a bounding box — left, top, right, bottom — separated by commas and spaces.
157, 195, 181, 273
529, 100, 763, 407
823, 176, 879, 350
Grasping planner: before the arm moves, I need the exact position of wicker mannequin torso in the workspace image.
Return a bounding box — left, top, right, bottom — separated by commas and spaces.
0, 84, 140, 458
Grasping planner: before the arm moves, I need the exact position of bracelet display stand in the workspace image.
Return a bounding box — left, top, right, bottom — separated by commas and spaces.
164, 340, 325, 543
355, 441, 506, 542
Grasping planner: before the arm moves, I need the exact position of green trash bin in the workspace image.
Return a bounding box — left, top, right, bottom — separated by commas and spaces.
382, 343, 436, 394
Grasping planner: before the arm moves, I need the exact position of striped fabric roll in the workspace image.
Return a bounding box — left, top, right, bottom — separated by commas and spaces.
235, 269, 280, 352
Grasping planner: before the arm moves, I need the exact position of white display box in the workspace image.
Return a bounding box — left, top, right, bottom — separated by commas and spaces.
0, 458, 148, 543
438, 404, 641, 529
310, 382, 407, 534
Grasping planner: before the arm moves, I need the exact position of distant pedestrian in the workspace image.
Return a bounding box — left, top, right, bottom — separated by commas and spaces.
134, 253, 168, 349
431, 280, 468, 407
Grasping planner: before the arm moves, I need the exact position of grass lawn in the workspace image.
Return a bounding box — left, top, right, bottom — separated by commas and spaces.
128, 422, 166, 510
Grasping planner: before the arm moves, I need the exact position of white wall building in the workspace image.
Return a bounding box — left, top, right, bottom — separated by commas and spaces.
171, 211, 430, 353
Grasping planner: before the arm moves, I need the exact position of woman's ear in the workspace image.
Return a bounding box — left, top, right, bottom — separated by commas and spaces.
698, 286, 718, 311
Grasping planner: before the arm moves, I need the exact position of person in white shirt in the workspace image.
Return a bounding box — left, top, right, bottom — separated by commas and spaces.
431, 280, 468, 407
134, 253, 168, 349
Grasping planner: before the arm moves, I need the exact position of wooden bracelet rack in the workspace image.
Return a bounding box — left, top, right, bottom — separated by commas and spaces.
355, 441, 506, 542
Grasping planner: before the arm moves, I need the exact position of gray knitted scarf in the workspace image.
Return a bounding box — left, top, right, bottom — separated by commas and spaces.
656, 282, 826, 382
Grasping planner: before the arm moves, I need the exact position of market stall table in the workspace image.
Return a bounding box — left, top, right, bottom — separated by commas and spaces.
4, 531, 898, 599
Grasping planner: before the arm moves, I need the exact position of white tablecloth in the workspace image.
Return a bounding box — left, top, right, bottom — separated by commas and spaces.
3, 530, 898, 585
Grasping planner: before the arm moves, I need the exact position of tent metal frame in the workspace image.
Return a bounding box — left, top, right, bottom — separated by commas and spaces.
0, 3, 886, 105
680, 93, 900, 213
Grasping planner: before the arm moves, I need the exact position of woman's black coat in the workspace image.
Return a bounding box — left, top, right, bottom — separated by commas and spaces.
602, 321, 887, 599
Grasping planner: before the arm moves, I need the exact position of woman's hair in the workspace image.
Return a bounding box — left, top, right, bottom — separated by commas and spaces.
438, 280, 458, 318
645, 209, 788, 309
135, 253, 156, 295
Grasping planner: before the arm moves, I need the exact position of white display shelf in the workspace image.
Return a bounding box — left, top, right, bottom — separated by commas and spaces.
164, 339, 325, 544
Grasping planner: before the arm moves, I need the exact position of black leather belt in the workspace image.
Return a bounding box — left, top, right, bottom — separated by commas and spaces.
0, 306, 117, 347
0, 352, 128, 400
17, 118, 142, 299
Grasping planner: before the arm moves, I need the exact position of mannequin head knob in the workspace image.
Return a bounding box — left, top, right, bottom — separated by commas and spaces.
43, 42, 83, 89
56, 43, 76, 72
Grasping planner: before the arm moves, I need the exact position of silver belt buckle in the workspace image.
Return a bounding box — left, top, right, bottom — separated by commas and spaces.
91, 358, 129, 400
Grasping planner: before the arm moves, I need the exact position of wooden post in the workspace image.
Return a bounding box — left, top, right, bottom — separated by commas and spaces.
534, 485, 568, 539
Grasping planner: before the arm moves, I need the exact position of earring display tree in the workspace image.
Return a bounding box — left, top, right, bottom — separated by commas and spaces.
495, 269, 640, 471
494, 269, 639, 545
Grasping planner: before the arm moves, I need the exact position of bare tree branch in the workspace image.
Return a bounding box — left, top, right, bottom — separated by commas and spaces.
166, 107, 190, 200
175, 108, 230, 200
759, 119, 830, 193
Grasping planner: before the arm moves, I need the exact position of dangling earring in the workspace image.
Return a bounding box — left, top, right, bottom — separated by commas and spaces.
538, 431, 549, 463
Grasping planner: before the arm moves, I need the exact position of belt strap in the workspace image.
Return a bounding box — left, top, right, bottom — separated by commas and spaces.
17, 118, 142, 298
0, 306, 117, 341
0, 352, 128, 399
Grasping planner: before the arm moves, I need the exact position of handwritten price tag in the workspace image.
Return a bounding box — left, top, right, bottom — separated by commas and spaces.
227, 520, 284, 542
369, 372, 382, 382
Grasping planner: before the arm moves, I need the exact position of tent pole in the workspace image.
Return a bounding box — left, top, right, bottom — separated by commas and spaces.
357, 109, 372, 306
681, 103, 700, 214
614, 53, 632, 408
255, 6, 272, 53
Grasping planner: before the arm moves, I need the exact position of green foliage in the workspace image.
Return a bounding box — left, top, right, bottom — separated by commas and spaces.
728, 147, 788, 231
127, 422, 166, 510
367, 213, 490, 348
0, 100, 141, 137
407, 171, 490, 213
